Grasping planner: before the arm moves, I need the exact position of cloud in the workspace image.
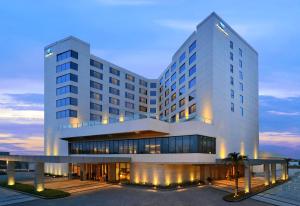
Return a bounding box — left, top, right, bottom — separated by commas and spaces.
260, 132, 300, 148
0, 133, 13, 138
267, 110, 300, 116
155, 19, 197, 32
96, 0, 156, 6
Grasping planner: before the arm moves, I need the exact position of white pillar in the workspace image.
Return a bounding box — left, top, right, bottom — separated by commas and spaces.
281, 163, 288, 180
271, 163, 276, 184
244, 164, 251, 193
264, 164, 270, 186
34, 162, 44, 192
7, 161, 15, 186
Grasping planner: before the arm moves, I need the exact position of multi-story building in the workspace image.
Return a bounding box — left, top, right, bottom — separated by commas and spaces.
44, 12, 258, 185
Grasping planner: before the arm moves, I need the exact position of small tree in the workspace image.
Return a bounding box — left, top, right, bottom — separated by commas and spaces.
224, 152, 248, 197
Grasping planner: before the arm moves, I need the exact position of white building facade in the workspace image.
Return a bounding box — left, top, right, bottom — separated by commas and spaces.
44, 12, 258, 185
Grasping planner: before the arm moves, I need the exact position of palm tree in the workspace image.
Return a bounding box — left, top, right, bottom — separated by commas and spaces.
224, 152, 248, 197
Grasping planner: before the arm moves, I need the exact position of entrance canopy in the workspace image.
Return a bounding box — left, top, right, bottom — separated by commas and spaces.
0, 155, 131, 164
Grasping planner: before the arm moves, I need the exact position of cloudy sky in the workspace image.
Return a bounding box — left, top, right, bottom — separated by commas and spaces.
0, 0, 299, 158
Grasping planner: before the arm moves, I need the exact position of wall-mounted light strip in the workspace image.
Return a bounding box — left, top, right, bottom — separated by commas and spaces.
216, 22, 229, 36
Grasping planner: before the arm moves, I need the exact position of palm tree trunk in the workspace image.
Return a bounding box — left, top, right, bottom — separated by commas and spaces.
234, 164, 238, 196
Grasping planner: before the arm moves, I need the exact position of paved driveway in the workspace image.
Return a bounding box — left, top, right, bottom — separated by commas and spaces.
9, 185, 270, 206
0, 188, 37, 206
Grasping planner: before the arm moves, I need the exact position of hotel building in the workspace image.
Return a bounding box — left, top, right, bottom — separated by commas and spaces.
43, 12, 259, 185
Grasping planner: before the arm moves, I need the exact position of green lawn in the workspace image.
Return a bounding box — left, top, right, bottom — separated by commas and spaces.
0, 182, 70, 199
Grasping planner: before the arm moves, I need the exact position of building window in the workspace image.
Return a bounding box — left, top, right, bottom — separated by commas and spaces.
239, 82, 244, 91
189, 40, 196, 53
179, 110, 185, 119
150, 108, 156, 113
139, 96, 148, 104
56, 73, 78, 84
125, 92, 134, 100
188, 77, 196, 88
171, 104, 176, 112
230, 76, 234, 86
56, 50, 78, 62
240, 107, 244, 116
189, 104, 196, 114
90, 70, 103, 80
90, 102, 102, 111
109, 97, 120, 105
125, 82, 135, 91
125, 111, 134, 119
109, 107, 119, 115
165, 89, 170, 97
125, 101, 134, 109
90, 91, 102, 101
139, 88, 148, 95
150, 91, 156, 96
171, 83, 176, 91
170, 115, 176, 123
189, 90, 196, 101
239, 60, 243, 68
90, 80, 103, 90
150, 99, 156, 104
171, 62, 177, 72
230, 64, 233, 73
231, 103, 234, 112
164, 69, 170, 79
139, 105, 147, 112
171, 93, 176, 101
90, 59, 103, 70
109, 87, 120, 95
109, 77, 120, 86
179, 86, 185, 96
179, 63, 186, 74
109, 67, 120, 76
165, 98, 169, 106
239, 71, 243, 80
56, 85, 78, 95
164, 109, 169, 116
179, 98, 185, 107
231, 89, 234, 99
240, 95, 244, 104
179, 52, 186, 63
230, 41, 233, 49
90, 113, 102, 121
171, 72, 176, 82
56, 97, 78, 107
125, 73, 135, 82
165, 79, 171, 88
56, 62, 78, 73
179, 75, 185, 85
230, 52, 233, 61
139, 79, 148, 87
189, 52, 196, 65
150, 82, 157, 88
239, 48, 243, 57
189, 65, 196, 76
56, 109, 77, 119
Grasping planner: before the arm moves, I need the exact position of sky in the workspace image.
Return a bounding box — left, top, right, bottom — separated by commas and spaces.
0, 0, 299, 158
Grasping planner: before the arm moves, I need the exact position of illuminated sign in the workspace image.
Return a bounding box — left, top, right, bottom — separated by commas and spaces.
45, 48, 53, 57
216, 21, 228, 36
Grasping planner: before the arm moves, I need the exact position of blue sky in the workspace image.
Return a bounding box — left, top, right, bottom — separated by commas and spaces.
0, 0, 299, 158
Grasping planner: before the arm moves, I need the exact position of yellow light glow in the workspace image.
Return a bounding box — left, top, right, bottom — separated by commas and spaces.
220, 141, 227, 159
135, 176, 140, 184
240, 142, 245, 156
119, 115, 124, 123
245, 187, 249, 193
53, 145, 58, 156
8, 177, 15, 186
253, 143, 258, 159
185, 109, 189, 120
177, 175, 182, 184
190, 174, 194, 182
36, 184, 44, 192
102, 118, 108, 124
201, 100, 213, 124
165, 175, 171, 186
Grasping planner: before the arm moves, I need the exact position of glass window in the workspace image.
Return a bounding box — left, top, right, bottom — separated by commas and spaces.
90, 59, 103, 70
239, 82, 244, 91
230, 52, 233, 60
189, 104, 196, 114
109, 77, 120, 86
176, 136, 183, 153
171, 93, 176, 101
150, 108, 156, 113
179, 75, 185, 85
56, 97, 78, 107
109, 107, 119, 115
165, 78, 171, 88
230, 64, 233, 73
109, 97, 120, 105
56, 73, 78, 84
109, 87, 120, 95
239, 71, 243, 80
125, 92, 134, 100
56, 85, 78, 95
189, 65, 196, 76
139, 88, 148, 95
56, 50, 78, 62
125, 82, 135, 91
165, 89, 170, 97
231, 102, 234, 112
171, 83, 176, 91
150, 91, 156, 96
230, 76, 234, 85
139, 105, 147, 112
171, 104, 176, 112
179, 98, 185, 107
139, 79, 148, 87
90, 113, 102, 121
189, 40, 196, 53
165, 69, 170, 79
165, 98, 169, 106
179, 110, 185, 119
239, 60, 242, 68
150, 82, 156, 88
56, 62, 78, 73
231, 89, 234, 98
125, 101, 134, 109
90, 70, 103, 80
240, 95, 244, 104
171, 72, 176, 82
109, 67, 120, 76
139, 96, 147, 104
169, 137, 176, 153
90, 102, 102, 111
179, 86, 185, 96
230, 41, 233, 49
179, 63, 186, 74
125, 73, 135, 82
189, 52, 196, 65
183, 137, 189, 153
56, 109, 77, 119
150, 99, 156, 104
240, 107, 244, 116
90, 80, 103, 90
179, 52, 186, 63
239, 48, 243, 57
171, 63, 176, 72
189, 90, 196, 101
188, 77, 196, 88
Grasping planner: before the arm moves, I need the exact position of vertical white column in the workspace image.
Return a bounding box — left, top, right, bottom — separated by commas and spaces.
271, 163, 276, 184
7, 161, 15, 186
34, 162, 45, 192
244, 164, 251, 193
264, 164, 270, 186
281, 163, 288, 180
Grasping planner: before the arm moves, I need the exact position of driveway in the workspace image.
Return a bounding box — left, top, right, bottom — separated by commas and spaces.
0, 187, 37, 206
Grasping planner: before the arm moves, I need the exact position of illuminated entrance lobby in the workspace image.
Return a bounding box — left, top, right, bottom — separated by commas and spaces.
43, 12, 260, 186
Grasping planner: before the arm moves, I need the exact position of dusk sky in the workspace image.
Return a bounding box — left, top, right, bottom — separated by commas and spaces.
0, 0, 299, 158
